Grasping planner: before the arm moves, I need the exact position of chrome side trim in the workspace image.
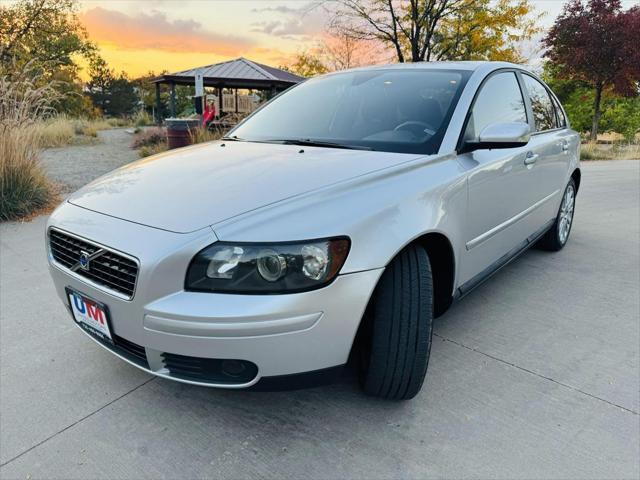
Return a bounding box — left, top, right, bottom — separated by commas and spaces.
457, 218, 555, 298
466, 189, 559, 250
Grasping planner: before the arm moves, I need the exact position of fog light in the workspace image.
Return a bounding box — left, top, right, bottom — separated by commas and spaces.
222, 360, 247, 377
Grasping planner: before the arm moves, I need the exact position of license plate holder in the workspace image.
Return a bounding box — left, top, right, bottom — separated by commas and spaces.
66, 287, 113, 344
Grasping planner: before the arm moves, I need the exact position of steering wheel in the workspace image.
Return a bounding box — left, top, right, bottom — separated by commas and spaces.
394, 121, 436, 138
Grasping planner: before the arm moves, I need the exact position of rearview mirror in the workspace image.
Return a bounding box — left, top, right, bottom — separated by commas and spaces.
463, 122, 530, 153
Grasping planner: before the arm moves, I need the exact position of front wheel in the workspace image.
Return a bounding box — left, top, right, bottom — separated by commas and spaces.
358, 244, 433, 400
538, 178, 576, 251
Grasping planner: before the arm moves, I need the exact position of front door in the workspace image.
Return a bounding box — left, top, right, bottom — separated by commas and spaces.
458, 71, 540, 286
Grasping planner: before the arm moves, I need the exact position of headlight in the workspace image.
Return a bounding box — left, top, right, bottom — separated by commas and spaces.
185, 238, 350, 294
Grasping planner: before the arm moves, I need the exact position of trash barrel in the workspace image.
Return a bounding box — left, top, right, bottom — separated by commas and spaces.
165, 118, 200, 150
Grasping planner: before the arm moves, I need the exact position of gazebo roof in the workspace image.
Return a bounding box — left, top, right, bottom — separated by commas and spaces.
152, 57, 305, 89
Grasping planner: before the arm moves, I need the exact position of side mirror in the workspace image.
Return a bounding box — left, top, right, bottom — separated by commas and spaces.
463, 122, 530, 153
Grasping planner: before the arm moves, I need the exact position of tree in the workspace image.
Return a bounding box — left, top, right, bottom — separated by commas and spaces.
282, 50, 329, 78
321, 33, 371, 70
106, 77, 138, 117
432, 0, 540, 62
134, 71, 165, 115
86, 56, 113, 113
328, 0, 540, 63
0, 0, 96, 117
0, 0, 93, 72
283, 33, 385, 78
86, 55, 138, 117
544, 63, 640, 141
544, 0, 640, 140
51, 69, 98, 118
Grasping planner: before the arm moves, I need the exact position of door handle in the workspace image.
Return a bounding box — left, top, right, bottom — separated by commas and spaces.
561, 140, 569, 152
524, 152, 539, 165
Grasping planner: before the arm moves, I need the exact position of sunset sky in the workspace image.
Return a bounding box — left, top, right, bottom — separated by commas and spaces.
20, 0, 640, 78
77, 0, 330, 77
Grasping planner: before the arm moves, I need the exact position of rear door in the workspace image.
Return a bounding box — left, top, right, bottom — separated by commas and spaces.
459, 70, 540, 285
518, 73, 573, 226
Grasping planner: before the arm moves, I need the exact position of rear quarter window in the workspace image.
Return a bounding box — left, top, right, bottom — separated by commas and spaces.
522, 75, 558, 132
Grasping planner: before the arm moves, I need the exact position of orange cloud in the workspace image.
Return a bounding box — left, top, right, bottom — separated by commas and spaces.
80, 7, 255, 55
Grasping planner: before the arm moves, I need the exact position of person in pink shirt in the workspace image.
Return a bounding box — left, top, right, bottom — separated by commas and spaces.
202, 99, 216, 127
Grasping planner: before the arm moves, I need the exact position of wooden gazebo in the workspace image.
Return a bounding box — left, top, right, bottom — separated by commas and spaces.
151, 57, 305, 123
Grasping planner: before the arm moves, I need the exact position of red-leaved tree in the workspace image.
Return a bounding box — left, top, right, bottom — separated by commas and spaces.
544, 0, 640, 140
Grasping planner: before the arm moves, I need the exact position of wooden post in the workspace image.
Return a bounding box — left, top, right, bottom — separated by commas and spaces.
155, 82, 162, 125
217, 87, 223, 116
169, 82, 176, 118
235, 89, 239, 113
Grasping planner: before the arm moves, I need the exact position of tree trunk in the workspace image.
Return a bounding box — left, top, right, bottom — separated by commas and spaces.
590, 83, 603, 141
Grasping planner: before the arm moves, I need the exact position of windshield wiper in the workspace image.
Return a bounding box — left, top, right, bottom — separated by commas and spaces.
271, 139, 373, 151
221, 135, 246, 141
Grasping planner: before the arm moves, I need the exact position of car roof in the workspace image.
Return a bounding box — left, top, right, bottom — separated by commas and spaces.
318, 61, 529, 77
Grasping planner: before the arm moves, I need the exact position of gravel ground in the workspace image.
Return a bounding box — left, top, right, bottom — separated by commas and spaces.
40, 129, 140, 193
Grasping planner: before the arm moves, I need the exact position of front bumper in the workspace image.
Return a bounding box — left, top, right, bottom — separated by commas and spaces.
46, 204, 383, 388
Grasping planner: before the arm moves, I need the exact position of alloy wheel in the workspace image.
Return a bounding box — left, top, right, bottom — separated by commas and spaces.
558, 184, 575, 244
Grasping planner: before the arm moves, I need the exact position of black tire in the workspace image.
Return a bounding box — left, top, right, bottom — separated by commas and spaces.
537, 178, 577, 251
359, 243, 433, 400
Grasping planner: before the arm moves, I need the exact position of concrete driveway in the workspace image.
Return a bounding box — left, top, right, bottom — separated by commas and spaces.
1, 161, 638, 479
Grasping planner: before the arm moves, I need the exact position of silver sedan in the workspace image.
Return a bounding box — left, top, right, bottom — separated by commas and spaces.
46, 61, 580, 400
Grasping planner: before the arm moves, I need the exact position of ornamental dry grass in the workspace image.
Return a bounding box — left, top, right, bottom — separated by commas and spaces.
35, 116, 115, 148
0, 67, 57, 221
189, 126, 225, 145
580, 141, 640, 161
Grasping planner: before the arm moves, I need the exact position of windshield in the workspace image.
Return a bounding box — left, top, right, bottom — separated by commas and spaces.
229, 69, 470, 155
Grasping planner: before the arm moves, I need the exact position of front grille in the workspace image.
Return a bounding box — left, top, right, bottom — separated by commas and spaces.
49, 229, 138, 299
162, 352, 258, 384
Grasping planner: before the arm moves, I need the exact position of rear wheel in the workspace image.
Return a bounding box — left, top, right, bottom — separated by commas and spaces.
538, 178, 576, 251
359, 243, 433, 400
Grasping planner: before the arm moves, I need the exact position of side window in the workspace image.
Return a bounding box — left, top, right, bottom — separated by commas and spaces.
464, 72, 527, 143
551, 94, 567, 128
523, 75, 557, 132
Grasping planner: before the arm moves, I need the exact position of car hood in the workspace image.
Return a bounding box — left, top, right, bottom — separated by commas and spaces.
68, 141, 422, 233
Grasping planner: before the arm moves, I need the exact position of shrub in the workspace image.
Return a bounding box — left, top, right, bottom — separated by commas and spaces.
34, 116, 114, 147
133, 110, 153, 127
579, 143, 598, 160
131, 127, 166, 149
189, 126, 224, 145
0, 127, 55, 221
139, 141, 168, 158
78, 118, 111, 137
36, 117, 75, 147
0, 65, 57, 221
580, 141, 640, 161
106, 117, 132, 128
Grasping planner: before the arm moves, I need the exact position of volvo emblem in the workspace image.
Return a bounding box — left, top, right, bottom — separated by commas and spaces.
79, 250, 91, 270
